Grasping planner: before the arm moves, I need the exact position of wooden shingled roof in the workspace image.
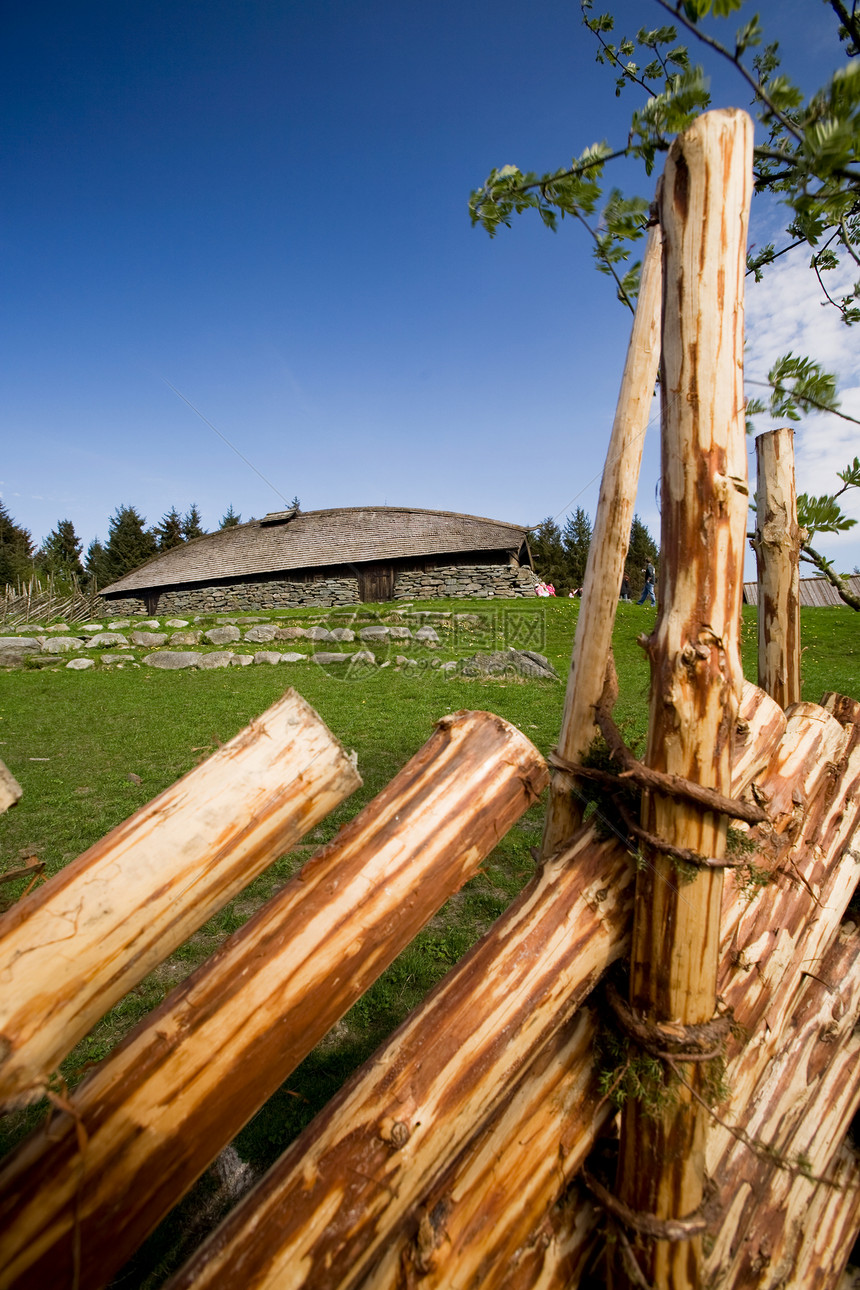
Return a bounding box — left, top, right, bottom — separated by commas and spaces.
743, 573, 860, 607
100, 506, 530, 595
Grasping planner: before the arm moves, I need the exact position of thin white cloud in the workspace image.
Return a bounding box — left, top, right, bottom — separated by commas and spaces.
744, 248, 860, 566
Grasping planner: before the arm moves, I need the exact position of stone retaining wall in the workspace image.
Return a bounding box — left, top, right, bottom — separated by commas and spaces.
101, 564, 539, 616
103, 577, 361, 617
393, 565, 538, 600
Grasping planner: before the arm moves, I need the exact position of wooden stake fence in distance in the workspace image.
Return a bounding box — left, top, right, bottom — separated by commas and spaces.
614, 109, 754, 1290
543, 216, 663, 856
0, 688, 361, 1109
752, 427, 802, 708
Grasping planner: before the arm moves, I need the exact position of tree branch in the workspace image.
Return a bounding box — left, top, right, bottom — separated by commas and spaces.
653, 0, 804, 144
800, 542, 860, 610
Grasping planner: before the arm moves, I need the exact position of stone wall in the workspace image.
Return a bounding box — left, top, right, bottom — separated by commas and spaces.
393, 564, 538, 600
101, 564, 539, 616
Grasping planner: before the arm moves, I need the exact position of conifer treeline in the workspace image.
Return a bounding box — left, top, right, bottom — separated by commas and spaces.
529, 508, 659, 597
0, 502, 245, 592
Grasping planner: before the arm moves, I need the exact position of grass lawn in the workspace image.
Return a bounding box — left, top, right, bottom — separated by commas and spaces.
0, 598, 857, 1283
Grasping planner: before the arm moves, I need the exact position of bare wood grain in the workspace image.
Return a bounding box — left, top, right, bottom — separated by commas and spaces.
0, 710, 546, 1290
543, 218, 663, 855
0, 688, 362, 1109
616, 108, 754, 1290
752, 428, 802, 709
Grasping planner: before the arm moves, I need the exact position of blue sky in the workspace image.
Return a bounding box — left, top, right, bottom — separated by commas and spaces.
3, 0, 858, 575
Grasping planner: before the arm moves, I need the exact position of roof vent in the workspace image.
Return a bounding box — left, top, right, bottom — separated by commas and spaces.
260, 507, 299, 527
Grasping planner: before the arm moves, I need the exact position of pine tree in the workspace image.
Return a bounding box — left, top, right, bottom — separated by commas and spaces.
219, 505, 241, 528
625, 514, 659, 598
85, 538, 112, 590
529, 517, 568, 590
182, 504, 206, 541
154, 507, 185, 551
562, 507, 592, 589
0, 502, 34, 588
37, 519, 84, 582
103, 505, 157, 583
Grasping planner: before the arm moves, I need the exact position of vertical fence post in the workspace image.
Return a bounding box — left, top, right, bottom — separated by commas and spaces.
613, 109, 753, 1290
542, 218, 663, 857
752, 427, 802, 708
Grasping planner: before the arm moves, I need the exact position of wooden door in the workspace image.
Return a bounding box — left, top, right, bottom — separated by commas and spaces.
357, 563, 395, 602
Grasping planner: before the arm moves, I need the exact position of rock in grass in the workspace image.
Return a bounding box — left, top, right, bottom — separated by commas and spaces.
130, 632, 168, 647
66, 658, 95, 670
144, 651, 201, 670
253, 651, 283, 665
328, 628, 355, 641
244, 625, 278, 643
230, 655, 254, 666
170, 631, 202, 645
275, 625, 307, 640
198, 651, 234, 669
204, 626, 241, 645
85, 632, 130, 648
165, 619, 189, 627
459, 649, 558, 680
311, 652, 352, 666
40, 637, 84, 654
0, 638, 41, 665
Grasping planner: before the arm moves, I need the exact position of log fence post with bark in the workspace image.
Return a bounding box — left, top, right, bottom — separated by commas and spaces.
542, 217, 663, 857
613, 108, 754, 1290
752, 427, 802, 709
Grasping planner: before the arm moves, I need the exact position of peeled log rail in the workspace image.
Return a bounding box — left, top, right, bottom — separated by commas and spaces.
616, 108, 754, 1290
752, 427, 802, 709
0, 689, 362, 1109
164, 685, 782, 1290
0, 710, 547, 1290
0, 760, 22, 817
165, 824, 635, 1290
355, 693, 860, 1290
707, 923, 860, 1287
542, 217, 663, 855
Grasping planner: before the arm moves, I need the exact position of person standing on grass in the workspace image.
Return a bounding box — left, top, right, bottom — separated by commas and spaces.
637, 562, 656, 606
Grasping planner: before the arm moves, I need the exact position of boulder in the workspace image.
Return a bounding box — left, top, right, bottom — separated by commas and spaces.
165, 619, 189, 628
198, 651, 234, 670
275, 625, 307, 640
459, 649, 558, 681
137, 619, 161, 629
328, 628, 355, 642
230, 654, 254, 666
388, 626, 413, 640
0, 638, 42, 665
252, 651, 283, 665
66, 658, 95, 671
244, 625, 278, 643
414, 626, 440, 643
311, 652, 351, 666
170, 631, 202, 645
305, 626, 334, 641
359, 626, 389, 641
86, 633, 130, 648
144, 651, 201, 670
40, 637, 84, 654
130, 632, 168, 647
279, 652, 307, 663
204, 626, 241, 645
101, 654, 136, 664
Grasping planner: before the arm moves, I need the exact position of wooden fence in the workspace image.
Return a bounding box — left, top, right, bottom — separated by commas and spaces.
1, 107, 859, 1290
